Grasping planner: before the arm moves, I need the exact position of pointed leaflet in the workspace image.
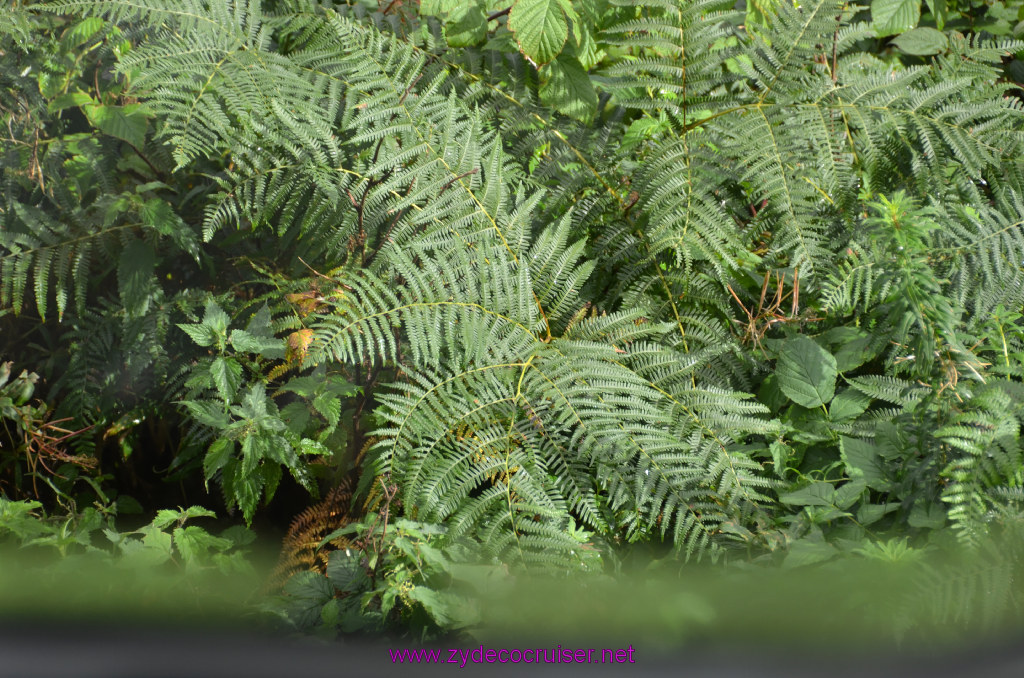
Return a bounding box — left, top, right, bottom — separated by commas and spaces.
871, 0, 920, 36
509, 0, 568, 65
84, 103, 149, 148
210, 357, 243, 402
444, 5, 487, 47
890, 27, 946, 55
203, 438, 233, 488
776, 336, 837, 408
539, 54, 597, 122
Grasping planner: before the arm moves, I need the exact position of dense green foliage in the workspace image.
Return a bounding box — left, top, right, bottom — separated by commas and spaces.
3, 0, 1024, 640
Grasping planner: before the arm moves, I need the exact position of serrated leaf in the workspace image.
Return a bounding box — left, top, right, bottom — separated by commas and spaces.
61, 17, 105, 50
129, 525, 173, 565
230, 329, 283, 356
419, 0, 461, 16
141, 198, 199, 261
245, 304, 276, 338
924, 0, 947, 29
231, 463, 263, 525
178, 322, 217, 347
280, 375, 320, 398
829, 388, 871, 422
202, 301, 230, 336
891, 27, 946, 54
858, 502, 899, 525
118, 239, 155, 316
210, 357, 243, 402
221, 525, 256, 547
827, 327, 881, 372
83, 103, 149, 148
173, 525, 232, 565
444, 5, 487, 47
834, 479, 866, 510
262, 462, 283, 504
312, 393, 341, 428
326, 549, 362, 591
840, 437, 890, 490
776, 337, 838, 408
539, 54, 597, 122
872, 0, 920, 36
204, 438, 234, 484
299, 438, 331, 457
782, 535, 839, 569
182, 400, 230, 429
407, 586, 453, 624
779, 481, 836, 507
909, 501, 945, 528
509, 0, 568, 65
47, 90, 94, 113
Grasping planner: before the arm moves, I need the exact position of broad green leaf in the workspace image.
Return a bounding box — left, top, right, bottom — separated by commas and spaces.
539, 54, 597, 121
407, 586, 453, 624
202, 301, 230, 336
231, 463, 263, 524
204, 438, 234, 485
840, 436, 890, 490
47, 90, 93, 113
779, 481, 836, 507
419, 0, 461, 15
117, 239, 155, 316
210, 357, 242, 402
871, 0, 920, 36
776, 336, 838, 408
444, 5, 487, 47
182, 400, 229, 429
509, 0, 568, 65
129, 524, 173, 565
829, 388, 871, 422
244, 304, 276, 338
909, 501, 945, 528
924, 0, 947, 29
891, 27, 946, 55
299, 438, 331, 458
262, 462, 283, 504
834, 479, 867, 510
826, 327, 881, 372
769, 440, 792, 478
857, 502, 899, 525
280, 375, 321, 398
173, 525, 232, 565
84, 103, 149, 148
0, 498, 47, 540
758, 373, 789, 412
178, 322, 217, 347
240, 432, 263, 476
782, 534, 839, 569
572, 18, 604, 70
327, 550, 363, 590
229, 329, 281, 355
141, 198, 199, 260
312, 392, 341, 427
280, 402, 311, 434
61, 17, 106, 50
221, 525, 256, 547
622, 117, 667, 152
151, 505, 216, 529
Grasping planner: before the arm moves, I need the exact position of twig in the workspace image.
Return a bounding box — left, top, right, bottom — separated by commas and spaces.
487, 7, 512, 22
438, 168, 479, 196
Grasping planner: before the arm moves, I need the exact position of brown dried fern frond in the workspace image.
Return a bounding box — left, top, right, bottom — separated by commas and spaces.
265, 478, 355, 593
